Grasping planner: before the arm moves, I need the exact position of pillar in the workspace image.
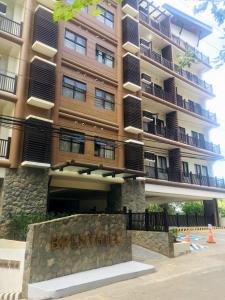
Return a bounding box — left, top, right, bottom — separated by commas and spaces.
203, 199, 220, 226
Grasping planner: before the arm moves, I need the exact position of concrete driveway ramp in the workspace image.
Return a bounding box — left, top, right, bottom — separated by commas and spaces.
28, 261, 155, 300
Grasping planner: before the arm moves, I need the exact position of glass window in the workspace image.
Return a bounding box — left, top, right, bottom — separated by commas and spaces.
62, 76, 86, 101
96, 5, 114, 28
182, 161, 189, 175
202, 166, 208, 177
60, 129, 85, 154
95, 88, 114, 111
195, 164, 201, 176
64, 29, 86, 55
94, 137, 115, 160
158, 156, 167, 172
0, 3, 7, 14
96, 45, 114, 68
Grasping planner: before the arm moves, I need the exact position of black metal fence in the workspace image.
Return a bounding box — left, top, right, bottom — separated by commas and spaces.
0, 15, 22, 37
125, 209, 215, 232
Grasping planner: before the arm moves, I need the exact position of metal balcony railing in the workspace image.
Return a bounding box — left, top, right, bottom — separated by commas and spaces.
142, 81, 217, 123
139, 10, 210, 67
0, 15, 22, 37
145, 166, 225, 189
0, 137, 11, 159
140, 44, 213, 94
143, 124, 221, 154
0, 73, 17, 94
171, 34, 210, 65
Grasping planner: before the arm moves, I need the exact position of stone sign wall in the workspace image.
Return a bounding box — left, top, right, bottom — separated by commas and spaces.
22, 214, 131, 295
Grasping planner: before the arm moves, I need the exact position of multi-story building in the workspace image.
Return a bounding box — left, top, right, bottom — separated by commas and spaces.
0, 0, 224, 226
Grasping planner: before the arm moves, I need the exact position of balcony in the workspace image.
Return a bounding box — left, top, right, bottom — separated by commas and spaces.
122, 0, 139, 17
142, 81, 174, 103
171, 34, 210, 66
139, 9, 170, 37
143, 124, 221, 154
145, 166, 225, 189
176, 94, 217, 124
0, 137, 11, 159
0, 73, 17, 94
0, 15, 22, 37
140, 45, 213, 94
139, 9, 210, 67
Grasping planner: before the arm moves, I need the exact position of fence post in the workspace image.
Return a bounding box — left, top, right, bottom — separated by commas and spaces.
163, 208, 169, 232
186, 214, 189, 227
128, 209, 132, 230
195, 213, 198, 226
145, 209, 150, 231
176, 213, 179, 227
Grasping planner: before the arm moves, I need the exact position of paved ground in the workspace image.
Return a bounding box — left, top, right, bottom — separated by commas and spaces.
59, 230, 225, 300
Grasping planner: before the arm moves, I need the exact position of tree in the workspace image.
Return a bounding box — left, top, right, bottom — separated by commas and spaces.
53, 0, 120, 21
193, 0, 225, 67
180, 201, 204, 215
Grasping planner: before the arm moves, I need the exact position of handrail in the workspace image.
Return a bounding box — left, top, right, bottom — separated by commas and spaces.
0, 14, 22, 37
145, 165, 225, 188
0, 73, 17, 94
140, 44, 213, 94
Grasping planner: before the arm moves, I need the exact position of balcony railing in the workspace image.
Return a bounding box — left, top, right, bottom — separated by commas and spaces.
0, 73, 17, 94
0, 15, 22, 37
171, 34, 210, 65
176, 94, 217, 123
142, 81, 217, 123
145, 166, 225, 189
144, 124, 221, 154
140, 44, 213, 94
139, 9, 210, 67
0, 137, 11, 159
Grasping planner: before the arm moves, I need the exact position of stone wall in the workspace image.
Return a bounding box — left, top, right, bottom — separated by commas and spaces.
22, 214, 131, 296
0, 167, 49, 221
108, 181, 145, 212
131, 230, 175, 257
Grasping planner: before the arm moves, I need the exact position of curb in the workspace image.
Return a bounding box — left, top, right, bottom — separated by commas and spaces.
0, 292, 22, 300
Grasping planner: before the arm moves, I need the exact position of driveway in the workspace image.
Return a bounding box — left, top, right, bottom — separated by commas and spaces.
59, 230, 225, 300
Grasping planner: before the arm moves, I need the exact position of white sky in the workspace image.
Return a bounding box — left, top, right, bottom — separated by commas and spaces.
158, 0, 225, 177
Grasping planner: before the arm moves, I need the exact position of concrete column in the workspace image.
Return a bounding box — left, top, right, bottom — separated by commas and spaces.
108, 181, 145, 212
203, 199, 220, 226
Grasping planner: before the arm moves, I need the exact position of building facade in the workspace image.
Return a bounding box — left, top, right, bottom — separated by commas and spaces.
0, 0, 224, 225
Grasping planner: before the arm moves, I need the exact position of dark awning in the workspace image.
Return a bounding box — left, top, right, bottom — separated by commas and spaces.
51, 160, 145, 180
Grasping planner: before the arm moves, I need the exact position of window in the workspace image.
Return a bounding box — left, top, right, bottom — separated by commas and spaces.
0, 2, 6, 14
64, 30, 86, 54
202, 166, 208, 177
96, 5, 114, 28
158, 156, 167, 172
60, 129, 85, 154
195, 164, 201, 176
94, 137, 115, 160
62, 76, 86, 101
96, 45, 114, 68
95, 88, 114, 111
182, 161, 189, 176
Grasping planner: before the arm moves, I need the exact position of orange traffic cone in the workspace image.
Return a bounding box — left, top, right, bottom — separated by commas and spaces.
185, 229, 190, 242
207, 228, 216, 243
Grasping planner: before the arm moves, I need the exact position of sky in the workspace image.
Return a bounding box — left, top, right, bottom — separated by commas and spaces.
158, 0, 225, 177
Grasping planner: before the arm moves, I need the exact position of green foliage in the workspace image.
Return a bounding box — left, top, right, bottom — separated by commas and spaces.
53, 0, 121, 21
218, 199, 225, 217
146, 203, 164, 212
180, 201, 204, 215
8, 213, 68, 241
193, 0, 225, 67
177, 50, 197, 69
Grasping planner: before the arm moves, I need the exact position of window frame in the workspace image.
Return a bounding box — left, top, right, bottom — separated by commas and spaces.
96, 44, 114, 68
0, 2, 7, 15
194, 164, 202, 176
62, 75, 87, 102
94, 137, 115, 160
59, 129, 85, 154
64, 29, 87, 55
96, 5, 114, 28
95, 88, 115, 111
182, 161, 189, 176
158, 156, 167, 173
